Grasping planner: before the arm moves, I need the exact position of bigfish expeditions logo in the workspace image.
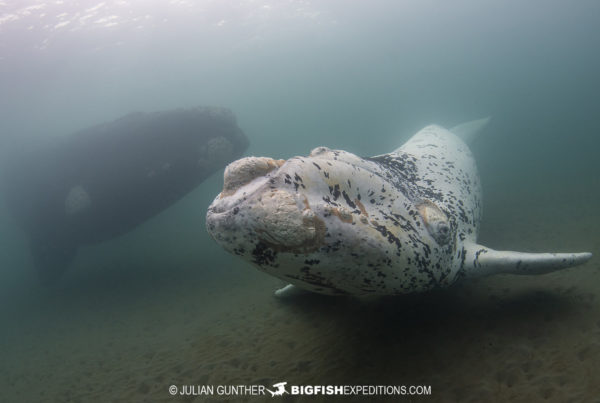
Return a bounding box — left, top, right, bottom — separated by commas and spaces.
169, 382, 431, 398
265, 382, 289, 397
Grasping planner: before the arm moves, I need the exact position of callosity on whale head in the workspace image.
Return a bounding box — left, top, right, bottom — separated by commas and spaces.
206, 118, 592, 296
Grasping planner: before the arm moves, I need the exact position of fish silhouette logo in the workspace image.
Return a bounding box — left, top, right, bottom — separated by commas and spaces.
266, 382, 289, 397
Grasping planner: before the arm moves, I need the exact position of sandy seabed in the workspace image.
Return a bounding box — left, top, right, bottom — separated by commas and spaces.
1, 182, 599, 403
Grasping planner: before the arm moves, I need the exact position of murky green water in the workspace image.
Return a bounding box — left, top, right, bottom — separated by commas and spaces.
1, 1, 599, 402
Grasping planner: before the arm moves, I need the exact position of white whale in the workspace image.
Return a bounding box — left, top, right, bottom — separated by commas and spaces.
206, 118, 592, 297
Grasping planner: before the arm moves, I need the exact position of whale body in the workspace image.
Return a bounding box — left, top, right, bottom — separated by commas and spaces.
2, 107, 249, 282
206, 118, 591, 296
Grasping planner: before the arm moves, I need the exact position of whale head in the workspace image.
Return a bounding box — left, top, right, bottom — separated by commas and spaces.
206, 147, 460, 295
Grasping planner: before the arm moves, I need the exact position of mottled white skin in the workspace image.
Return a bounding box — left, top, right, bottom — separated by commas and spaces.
206, 119, 592, 296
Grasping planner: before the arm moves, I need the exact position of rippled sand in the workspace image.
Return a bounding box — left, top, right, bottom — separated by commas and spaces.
1, 182, 598, 403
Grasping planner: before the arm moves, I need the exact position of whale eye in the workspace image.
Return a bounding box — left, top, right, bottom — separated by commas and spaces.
436, 222, 450, 241
416, 200, 451, 245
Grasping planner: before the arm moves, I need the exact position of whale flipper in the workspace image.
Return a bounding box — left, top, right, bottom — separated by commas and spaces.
463, 242, 592, 278
274, 284, 309, 298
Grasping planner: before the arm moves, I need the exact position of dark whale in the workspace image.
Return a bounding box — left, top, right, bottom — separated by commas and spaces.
1, 107, 249, 282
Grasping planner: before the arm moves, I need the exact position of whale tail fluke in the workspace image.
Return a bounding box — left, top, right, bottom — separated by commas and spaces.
462, 242, 592, 278
450, 116, 491, 144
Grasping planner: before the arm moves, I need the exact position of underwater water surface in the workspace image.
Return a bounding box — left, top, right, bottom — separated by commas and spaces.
0, 1, 599, 402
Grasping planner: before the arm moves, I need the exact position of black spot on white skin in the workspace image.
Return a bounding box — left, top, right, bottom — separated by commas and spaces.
252, 242, 277, 266
373, 224, 402, 251
473, 248, 488, 269
322, 196, 335, 205
341, 190, 356, 209
330, 184, 341, 200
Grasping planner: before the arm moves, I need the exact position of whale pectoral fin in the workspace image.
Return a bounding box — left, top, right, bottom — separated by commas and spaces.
274, 283, 309, 298
462, 242, 592, 278
30, 237, 78, 284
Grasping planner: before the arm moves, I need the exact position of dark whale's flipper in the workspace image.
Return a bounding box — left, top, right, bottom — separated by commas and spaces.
30, 238, 78, 284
